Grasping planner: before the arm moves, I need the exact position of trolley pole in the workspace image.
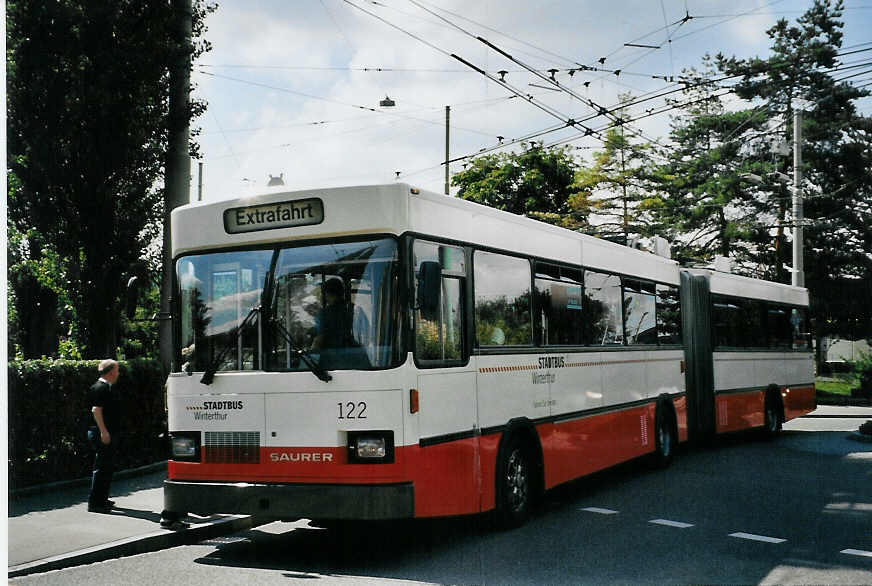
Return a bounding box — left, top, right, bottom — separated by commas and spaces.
444, 106, 450, 195
160, 0, 193, 374
792, 105, 804, 288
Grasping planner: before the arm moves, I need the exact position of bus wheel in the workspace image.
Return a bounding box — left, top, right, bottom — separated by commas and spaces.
763, 393, 782, 438
652, 405, 676, 469
495, 436, 534, 529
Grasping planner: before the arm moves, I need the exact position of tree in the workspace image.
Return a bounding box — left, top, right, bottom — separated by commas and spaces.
7, 0, 215, 358
715, 0, 872, 354
572, 98, 659, 244
451, 143, 592, 230
647, 60, 776, 268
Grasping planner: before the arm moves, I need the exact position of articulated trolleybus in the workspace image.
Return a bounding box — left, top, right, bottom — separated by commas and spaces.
163, 183, 815, 527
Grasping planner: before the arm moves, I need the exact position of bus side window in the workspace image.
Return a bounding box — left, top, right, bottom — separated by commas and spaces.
790, 308, 810, 350
623, 279, 657, 345
766, 304, 792, 348
584, 270, 622, 345
414, 240, 465, 363
656, 284, 682, 345
535, 263, 583, 346
473, 251, 533, 347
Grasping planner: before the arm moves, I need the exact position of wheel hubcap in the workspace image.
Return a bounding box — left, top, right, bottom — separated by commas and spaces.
659, 422, 671, 456
505, 449, 528, 512
768, 406, 778, 431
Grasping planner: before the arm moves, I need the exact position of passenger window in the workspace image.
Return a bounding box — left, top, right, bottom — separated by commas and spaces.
790, 308, 811, 350
713, 296, 741, 348
766, 305, 792, 348
742, 299, 766, 348
623, 279, 657, 345
656, 284, 682, 345
474, 251, 532, 346
585, 270, 623, 345
535, 263, 583, 345
414, 241, 465, 363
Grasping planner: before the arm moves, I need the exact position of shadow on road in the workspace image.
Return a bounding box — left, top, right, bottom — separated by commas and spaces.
192, 432, 872, 584
8, 470, 166, 517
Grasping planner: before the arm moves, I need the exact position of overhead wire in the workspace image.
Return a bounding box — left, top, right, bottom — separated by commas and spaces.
404, 0, 669, 148
204, 1, 872, 190
443, 52, 872, 169
198, 70, 499, 138
342, 0, 606, 140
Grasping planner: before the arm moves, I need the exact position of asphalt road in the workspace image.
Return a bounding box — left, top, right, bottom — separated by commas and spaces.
12, 424, 872, 585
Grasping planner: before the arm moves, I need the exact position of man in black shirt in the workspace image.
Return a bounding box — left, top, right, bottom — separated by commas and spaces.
87, 359, 121, 513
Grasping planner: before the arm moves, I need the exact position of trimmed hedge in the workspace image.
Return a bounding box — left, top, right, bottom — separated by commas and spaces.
8, 358, 167, 490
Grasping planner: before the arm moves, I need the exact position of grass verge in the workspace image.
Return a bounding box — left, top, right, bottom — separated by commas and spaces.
815, 379, 856, 396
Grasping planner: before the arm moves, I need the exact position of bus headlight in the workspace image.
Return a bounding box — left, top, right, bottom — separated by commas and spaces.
356, 437, 386, 458
170, 432, 200, 461
347, 430, 394, 464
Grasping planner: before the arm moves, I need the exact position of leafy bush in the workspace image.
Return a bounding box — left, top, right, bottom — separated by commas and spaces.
8, 358, 166, 489
848, 351, 872, 393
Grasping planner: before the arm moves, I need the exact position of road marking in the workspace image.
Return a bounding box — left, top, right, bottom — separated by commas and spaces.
581, 507, 619, 515
649, 519, 694, 528
841, 549, 872, 558
729, 532, 786, 544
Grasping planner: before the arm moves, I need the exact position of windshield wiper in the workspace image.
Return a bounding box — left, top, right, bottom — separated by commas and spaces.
200, 305, 261, 385
272, 319, 333, 382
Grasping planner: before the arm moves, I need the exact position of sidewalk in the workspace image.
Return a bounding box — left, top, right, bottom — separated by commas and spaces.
800, 404, 872, 418
8, 465, 254, 579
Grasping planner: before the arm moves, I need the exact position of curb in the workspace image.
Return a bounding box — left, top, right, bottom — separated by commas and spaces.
8, 513, 255, 578
10, 461, 168, 499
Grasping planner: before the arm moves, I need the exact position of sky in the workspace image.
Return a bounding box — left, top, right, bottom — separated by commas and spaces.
190, 0, 872, 202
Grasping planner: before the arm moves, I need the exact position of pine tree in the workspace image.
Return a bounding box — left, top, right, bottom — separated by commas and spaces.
716, 0, 872, 352
572, 97, 659, 244
650, 61, 770, 267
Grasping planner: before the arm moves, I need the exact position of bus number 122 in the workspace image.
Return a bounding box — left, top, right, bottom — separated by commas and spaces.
338, 401, 367, 419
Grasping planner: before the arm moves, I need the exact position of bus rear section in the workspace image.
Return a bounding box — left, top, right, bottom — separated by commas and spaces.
680, 269, 816, 441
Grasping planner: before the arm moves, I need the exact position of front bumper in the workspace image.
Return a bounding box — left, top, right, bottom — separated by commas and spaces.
163, 479, 414, 521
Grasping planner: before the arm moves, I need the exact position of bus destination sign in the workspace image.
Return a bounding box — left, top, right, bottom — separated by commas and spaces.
224, 197, 324, 234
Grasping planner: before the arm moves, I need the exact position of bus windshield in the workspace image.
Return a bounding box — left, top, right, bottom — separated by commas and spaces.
175, 237, 403, 374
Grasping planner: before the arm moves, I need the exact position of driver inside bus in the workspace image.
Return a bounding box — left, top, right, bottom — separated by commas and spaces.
311, 278, 352, 353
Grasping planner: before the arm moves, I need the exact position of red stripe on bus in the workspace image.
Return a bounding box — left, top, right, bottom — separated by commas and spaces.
166, 396, 694, 518
716, 391, 765, 433
783, 385, 816, 421
538, 403, 655, 489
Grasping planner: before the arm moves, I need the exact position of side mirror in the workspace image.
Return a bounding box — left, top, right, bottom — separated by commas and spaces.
125, 276, 140, 320
416, 261, 442, 321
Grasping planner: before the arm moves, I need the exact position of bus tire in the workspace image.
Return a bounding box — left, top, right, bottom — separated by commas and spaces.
494, 434, 536, 529
763, 387, 783, 438
652, 401, 677, 469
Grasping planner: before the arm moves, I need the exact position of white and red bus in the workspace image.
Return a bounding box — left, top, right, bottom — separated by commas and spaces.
162, 183, 815, 526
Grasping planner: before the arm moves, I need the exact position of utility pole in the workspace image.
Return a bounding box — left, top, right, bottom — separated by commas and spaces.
620, 125, 629, 245
792, 100, 810, 288
159, 0, 193, 374
444, 106, 450, 195
198, 161, 204, 201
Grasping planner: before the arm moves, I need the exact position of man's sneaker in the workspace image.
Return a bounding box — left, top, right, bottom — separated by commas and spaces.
87, 503, 113, 514
160, 518, 190, 530
103, 500, 116, 508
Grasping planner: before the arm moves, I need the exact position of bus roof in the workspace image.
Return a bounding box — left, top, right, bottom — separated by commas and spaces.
172, 183, 807, 297
684, 268, 809, 306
